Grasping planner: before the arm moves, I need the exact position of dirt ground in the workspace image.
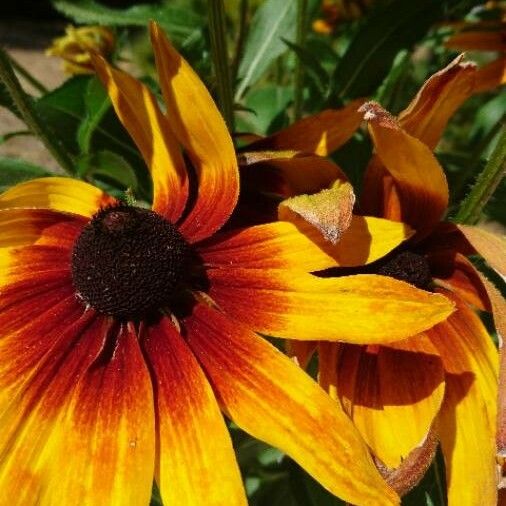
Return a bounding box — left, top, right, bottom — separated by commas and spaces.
0, 21, 67, 172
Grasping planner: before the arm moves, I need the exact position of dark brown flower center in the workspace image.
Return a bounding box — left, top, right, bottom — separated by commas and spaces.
377, 251, 432, 290
71, 205, 190, 320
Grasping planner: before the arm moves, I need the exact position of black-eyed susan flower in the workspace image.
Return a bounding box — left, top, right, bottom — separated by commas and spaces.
248, 57, 501, 504
0, 22, 455, 506
46, 25, 115, 74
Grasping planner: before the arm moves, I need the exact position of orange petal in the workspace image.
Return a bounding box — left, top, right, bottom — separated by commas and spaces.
428, 292, 498, 506
360, 102, 449, 234
278, 180, 355, 244
0, 208, 86, 250
207, 268, 454, 343
445, 30, 506, 52
200, 215, 412, 271
0, 177, 115, 218
149, 22, 239, 242
185, 303, 400, 506
0, 303, 109, 503
43, 323, 155, 505
398, 55, 477, 149
474, 58, 506, 94
239, 150, 348, 196
247, 99, 365, 156
143, 317, 247, 506
430, 252, 490, 311
285, 340, 317, 369
457, 224, 506, 276
92, 55, 189, 222
320, 336, 445, 469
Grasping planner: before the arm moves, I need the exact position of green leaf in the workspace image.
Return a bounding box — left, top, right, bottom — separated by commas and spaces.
0, 130, 31, 144
330, 0, 447, 100
282, 39, 329, 95
77, 77, 111, 153
51, 0, 202, 41
235, 0, 297, 99
78, 150, 138, 192
0, 156, 52, 191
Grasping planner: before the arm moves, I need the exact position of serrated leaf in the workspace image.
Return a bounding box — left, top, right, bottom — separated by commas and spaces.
235, 0, 297, 99
330, 0, 447, 100
0, 156, 52, 191
78, 150, 138, 191
51, 0, 202, 40
77, 76, 111, 153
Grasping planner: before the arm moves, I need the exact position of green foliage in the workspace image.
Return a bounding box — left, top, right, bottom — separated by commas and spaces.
0, 157, 52, 191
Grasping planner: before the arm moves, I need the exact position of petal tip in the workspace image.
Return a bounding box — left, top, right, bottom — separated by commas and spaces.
359, 101, 398, 129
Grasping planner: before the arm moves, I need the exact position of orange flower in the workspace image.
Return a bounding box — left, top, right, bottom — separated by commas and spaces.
46, 25, 115, 74
248, 56, 503, 504
0, 23, 457, 506
313, 0, 375, 33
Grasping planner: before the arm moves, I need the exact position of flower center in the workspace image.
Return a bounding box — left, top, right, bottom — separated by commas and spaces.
71, 205, 190, 320
377, 251, 432, 290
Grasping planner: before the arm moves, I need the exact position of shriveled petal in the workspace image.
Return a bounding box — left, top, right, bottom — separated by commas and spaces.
474, 58, 506, 94
320, 336, 445, 469
200, 215, 412, 271
238, 150, 348, 196
0, 208, 86, 249
185, 303, 400, 506
92, 55, 189, 222
278, 180, 355, 244
445, 30, 506, 52
360, 102, 449, 234
207, 268, 454, 343
150, 22, 239, 242
247, 99, 365, 156
143, 318, 247, 506
428, 292, 498, 506
430, 252, 489, 311
398, 55, 477, 150
43, 323, 155, 505
457, 224, 506, 276
0, 177, 115, 217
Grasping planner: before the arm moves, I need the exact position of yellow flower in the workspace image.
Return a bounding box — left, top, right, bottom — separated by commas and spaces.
46, 25, 115, 74
241, 56, 503, 505
0, 22, 457, 506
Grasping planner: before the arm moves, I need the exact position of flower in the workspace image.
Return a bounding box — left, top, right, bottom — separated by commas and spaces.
46, 25, 115, 74
240, 57, 503, 504
313, 0, 375, 33
444, 5, 506, 94
0, 23, 455, 506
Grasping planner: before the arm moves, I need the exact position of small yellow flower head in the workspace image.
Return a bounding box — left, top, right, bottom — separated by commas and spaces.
46, 25, 115, 75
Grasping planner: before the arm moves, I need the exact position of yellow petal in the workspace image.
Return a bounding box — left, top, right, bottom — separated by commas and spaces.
247, 99, 365, 156
361, 102, 449, 235
0, 176, 114, 217
457, 224, 506, 276
92, 55, 189, 222
185, 303, 400, 506
207, 268, 455, 343
320, 336, 445, 469
150, 22, 239, 242
143, 318, 247, 506
398, 55, 477, 150
429, 292, 498, 506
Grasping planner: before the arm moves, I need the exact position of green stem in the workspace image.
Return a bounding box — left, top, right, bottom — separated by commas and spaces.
0, 46, 74, 174
293, 0, 308, 120
455, 123, 506, 225
207, 0, 235, 132
231, 0, 249, 86
8, 53, 48, 94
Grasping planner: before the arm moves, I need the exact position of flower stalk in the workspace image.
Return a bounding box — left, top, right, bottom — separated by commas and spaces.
207, 0, 235, 132
293, 0, 308, 120
455, 123, 506, 225
0, 46, 75, 174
